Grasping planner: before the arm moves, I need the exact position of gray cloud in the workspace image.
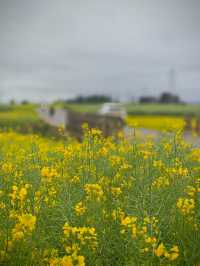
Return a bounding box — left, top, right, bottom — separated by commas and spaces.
0, 0, 200, 102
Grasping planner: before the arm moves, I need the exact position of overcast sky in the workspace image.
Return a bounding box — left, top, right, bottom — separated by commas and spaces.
0, 0, 200, 102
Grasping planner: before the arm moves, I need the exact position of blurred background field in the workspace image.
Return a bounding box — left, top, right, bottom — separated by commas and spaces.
0, 102, 199, 134
0, 104, 61, 137
126, 115, 185, 131
54, 102, 200, 116
53, 102, 200, 132
125, 103, 200, 116
0, 104, 39, 127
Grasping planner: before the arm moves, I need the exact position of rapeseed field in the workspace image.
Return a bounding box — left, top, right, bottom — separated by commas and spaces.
126, 115, 187, 131
0, 126, 200, 265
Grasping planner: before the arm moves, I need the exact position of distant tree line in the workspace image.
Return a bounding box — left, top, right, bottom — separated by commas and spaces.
16, 92, 182, 105
66, 94, 113, 104
139, 92, 181, 104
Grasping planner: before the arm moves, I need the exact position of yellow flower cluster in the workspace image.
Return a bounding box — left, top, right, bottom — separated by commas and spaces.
186, 185, 200, 197
155, 243, 179, 261
84, 183, 104, 201
12, 213, 36, 241
189, 148, 200, 163
177, 198, 195, 215
121, 215, 138, 238
41, 166, 59, 182
74, 202, 87, 216
49, 254, 85, 266
63, 222, 98, 250
111, 187, 122, 197
9, 184, 30, 205
152, 176, 170, 189
1, 162, 13, 173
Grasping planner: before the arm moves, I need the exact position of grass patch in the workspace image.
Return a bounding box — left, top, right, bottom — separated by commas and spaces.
125, 103, 200, 116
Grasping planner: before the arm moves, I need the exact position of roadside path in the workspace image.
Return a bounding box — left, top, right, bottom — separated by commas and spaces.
37, 107, 67, 127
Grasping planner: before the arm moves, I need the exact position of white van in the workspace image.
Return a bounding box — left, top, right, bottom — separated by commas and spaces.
98, 103, 127, 119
